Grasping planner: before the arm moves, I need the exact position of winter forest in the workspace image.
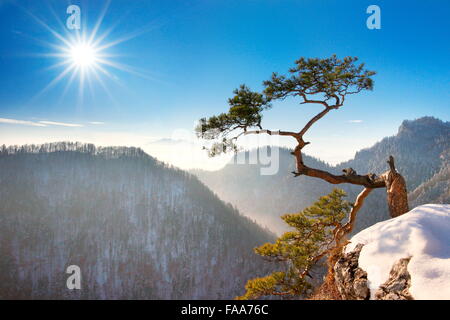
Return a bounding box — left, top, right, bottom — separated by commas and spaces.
0, 142, 273, 299
0, 116, 448, 299
0, 1, 449, 302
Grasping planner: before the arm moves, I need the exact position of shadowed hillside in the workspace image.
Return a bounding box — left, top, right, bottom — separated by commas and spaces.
0, 142, 274, 299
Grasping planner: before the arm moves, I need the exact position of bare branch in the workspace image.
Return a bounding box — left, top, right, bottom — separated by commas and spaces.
335, 187, 373, 244
244, 129, 299, 138
387, 155, 396, 172
298, 107, 333, 137
298, 92, 329, 108
298, 166, 386, 188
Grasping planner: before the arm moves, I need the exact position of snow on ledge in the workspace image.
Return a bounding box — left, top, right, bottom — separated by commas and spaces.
346, 204, 450, 300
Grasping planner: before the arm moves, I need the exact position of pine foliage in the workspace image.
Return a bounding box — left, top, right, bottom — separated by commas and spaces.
238, 189, 351, 299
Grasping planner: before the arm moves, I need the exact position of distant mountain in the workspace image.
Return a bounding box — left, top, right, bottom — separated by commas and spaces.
0, 142, 274, 299
409, 144, 450, 206
192, 150, 333, 234
338, 117, 450, 190
193, 117, 450, 235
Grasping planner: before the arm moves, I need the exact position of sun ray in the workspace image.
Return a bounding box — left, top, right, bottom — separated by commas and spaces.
95, 20, 163, 52
90, 66, 118, 106
95, 58, 157, 81
78, 66, 86, 105
57, 68, 79, 106
44, 59, 72, 71
90, 4, 138, 48
88, 0, 111, 45
11, 30, 67, 55
25, 0, 164, 105
20, 6, 73, 48
32, 64, 76, 101
45, 0, 69, 32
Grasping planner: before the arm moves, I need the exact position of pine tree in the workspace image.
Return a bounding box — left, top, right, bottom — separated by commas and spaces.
237, 189, 351, 300
197, 55, 409, 236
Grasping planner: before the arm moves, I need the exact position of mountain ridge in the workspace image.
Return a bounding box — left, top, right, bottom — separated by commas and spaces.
0, 142, 275, 299
193, 117, 449, 234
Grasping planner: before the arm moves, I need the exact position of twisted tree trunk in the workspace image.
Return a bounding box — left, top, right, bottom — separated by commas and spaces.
295, 152, 409, 244
246, 108, 410, 234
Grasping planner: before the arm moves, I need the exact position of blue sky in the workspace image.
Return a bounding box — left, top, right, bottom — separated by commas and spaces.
0, 0, 449, 169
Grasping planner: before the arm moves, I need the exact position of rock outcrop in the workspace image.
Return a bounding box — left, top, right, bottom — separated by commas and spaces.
333, 245, 414, 300
375, 257, 413, 300
333, 244, 370, 300
344, 204, 450, 300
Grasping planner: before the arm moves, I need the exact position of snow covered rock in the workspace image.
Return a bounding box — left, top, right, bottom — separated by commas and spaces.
344, 204, 450, 300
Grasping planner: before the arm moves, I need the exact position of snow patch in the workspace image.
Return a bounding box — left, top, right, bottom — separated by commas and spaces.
346, 204, 450, 300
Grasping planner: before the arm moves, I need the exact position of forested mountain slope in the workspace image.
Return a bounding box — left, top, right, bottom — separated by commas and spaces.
409, 164, 450, 206
0, 142, 274, 299
193, 117, 449, 234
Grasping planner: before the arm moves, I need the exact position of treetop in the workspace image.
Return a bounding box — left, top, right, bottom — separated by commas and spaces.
196, 55, 375, 157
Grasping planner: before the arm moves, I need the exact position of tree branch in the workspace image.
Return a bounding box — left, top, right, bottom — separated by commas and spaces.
298, 106, 334, 137
387, 155, 396, 172
244, 129, 299, 138
334, 187, 373, 245
298, 165, 386, 188
299, 92, 329, 108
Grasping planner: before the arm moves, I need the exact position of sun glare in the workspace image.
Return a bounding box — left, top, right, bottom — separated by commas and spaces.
29, 1, 154, 103
70, 43, 97, 68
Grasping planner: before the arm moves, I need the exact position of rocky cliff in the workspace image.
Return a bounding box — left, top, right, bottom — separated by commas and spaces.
332, 204, 450, 300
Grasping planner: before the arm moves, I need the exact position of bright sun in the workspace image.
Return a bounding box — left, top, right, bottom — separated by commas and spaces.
69, 43, 97, 68
32, 1, 152, 102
